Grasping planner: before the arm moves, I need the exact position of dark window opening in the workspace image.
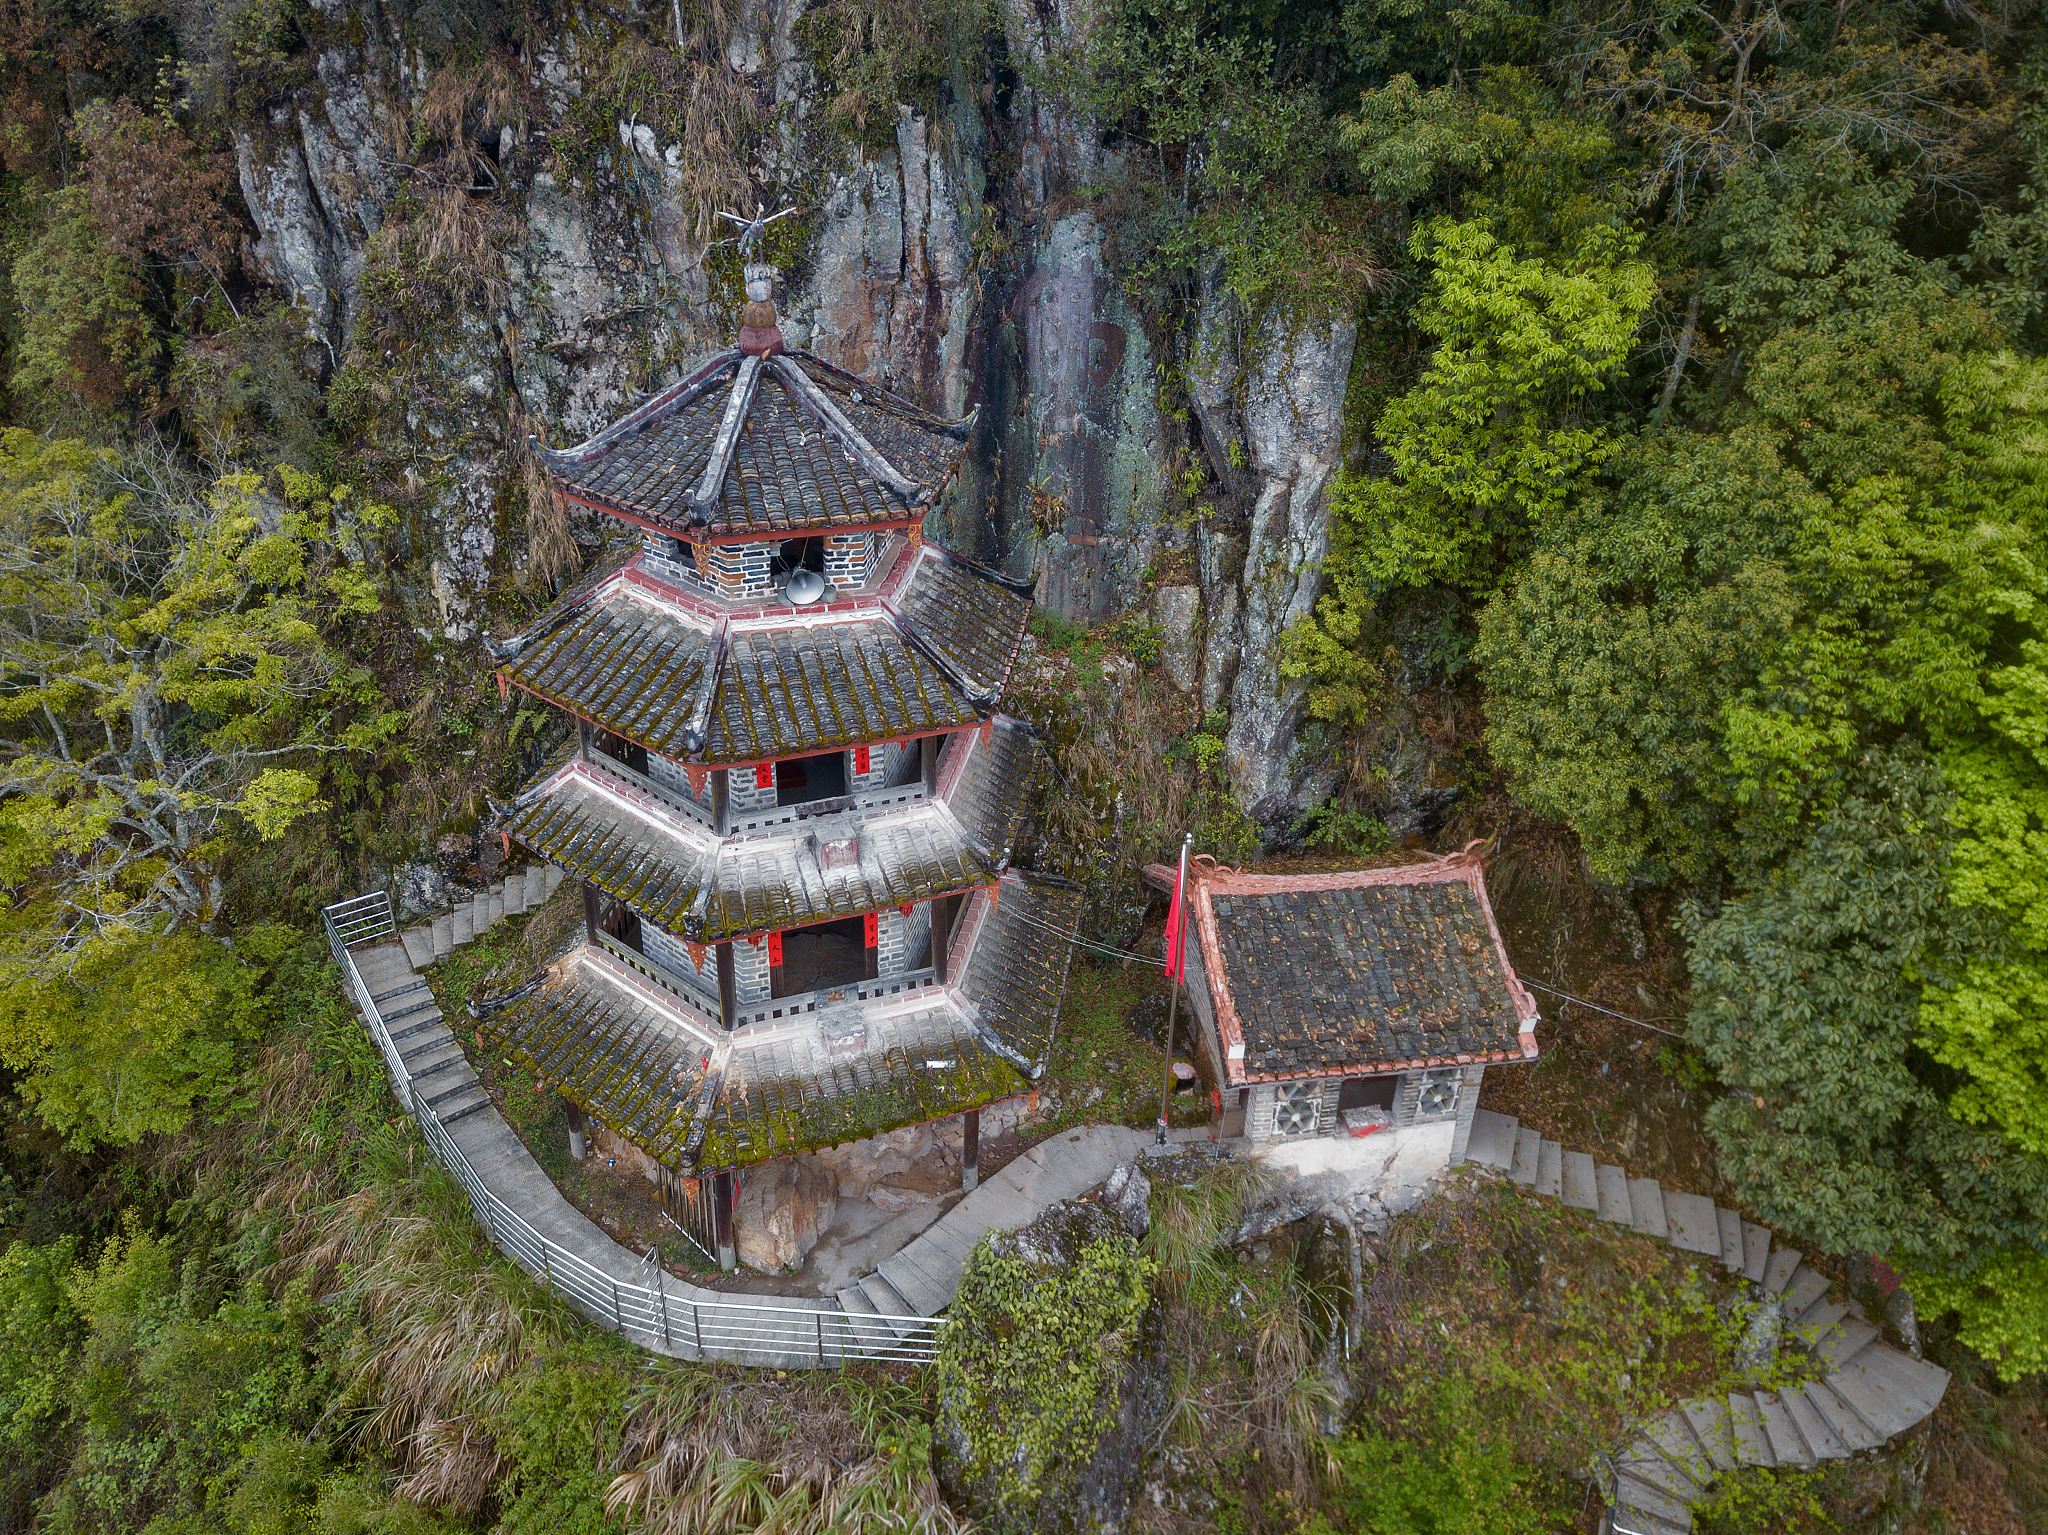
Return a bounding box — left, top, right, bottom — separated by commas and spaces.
597, 896, 642, 953
1338, 1075, 1399, 1112
773, 915, 867, 997
592, 727, 648, 776
775, 750, 847, 806
771, 537, 825, 583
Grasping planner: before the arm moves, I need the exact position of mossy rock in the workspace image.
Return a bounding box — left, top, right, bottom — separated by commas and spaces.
931, 1197, 1168, 1534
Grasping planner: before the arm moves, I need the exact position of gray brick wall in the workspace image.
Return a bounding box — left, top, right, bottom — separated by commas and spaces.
1448, 1064, 1487, 1165
644, 751, 713, 810
1244, 1076, 1342, 1143
875, 904, 931, 976
1393, 1067, 1465, 1129
640, 921, 718, 998
729, 765, 780, 812
824, 531, 878, 588
705, 541, 773, 598
733, 936, 771, 1002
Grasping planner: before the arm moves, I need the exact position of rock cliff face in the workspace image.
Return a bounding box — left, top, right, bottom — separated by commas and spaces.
232, 0, 1356, 832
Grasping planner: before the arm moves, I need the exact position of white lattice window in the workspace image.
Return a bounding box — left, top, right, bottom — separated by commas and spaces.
1274, 1081, 1321, 1137
1415, 1069, 1461, 1119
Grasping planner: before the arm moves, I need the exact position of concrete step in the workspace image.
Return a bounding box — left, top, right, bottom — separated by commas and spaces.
1826, 1348, 1938, 1438
1644, 1412, 1713, 1494
384, 997, 441, 1025
1741, 1221, 1772, 1284
424, 1079, 482, 1110
1628, 1178, 1669, 1240
1804, 1376, 1886, 1452
1779, 1385, 1851, 1460
877, 1249, 952, 1318
1780, 1267, 1830, 1320
1728, 1393, 1775, 1467
1854, 1345, 1951, 1415
441, 1096, 494, 1125
452, 905, 474, 945
1680, 1396, 1737, 1473
504, 876, 528, 917
1618, 1430, 1702, 1503
857, 1272, 918, 1335
1510, 1127, 1542, 1185
401, 928, 435, 968
1465, 1109, 1516, 1171
1754, 1391, 1816, 1467
390, 1016, 445, 1043
1562, 1150, 1598, 1211
409, 1053, 468, 1082
1613, 1473, 1691, 1530
371, 978, 431, 1006
1716, 1207, 1744, 1274
1596, 1164, 1632, 1224
432, 915, 453, 959
1813, 1318, 1879, 1370
1536, 1138, 1563, 1198
400, 1033, 456, 1062
835, 1285, 896, 1357
1608, 1504, 1690, 1535
1791, 1298, 1849, 1345
1664, 1191, 1721, 1256
1763, 1246, 1802, 1295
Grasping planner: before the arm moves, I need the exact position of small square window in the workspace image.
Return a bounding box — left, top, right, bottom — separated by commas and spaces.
1415, 1069, 1462, 1119
1274, 1081, 1322, 1137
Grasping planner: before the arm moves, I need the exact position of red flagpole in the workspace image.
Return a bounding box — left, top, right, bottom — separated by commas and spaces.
1157, 834, 1191, 1143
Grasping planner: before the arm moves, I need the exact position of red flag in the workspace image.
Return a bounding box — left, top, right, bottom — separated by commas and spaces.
1162, 839, 1189, 980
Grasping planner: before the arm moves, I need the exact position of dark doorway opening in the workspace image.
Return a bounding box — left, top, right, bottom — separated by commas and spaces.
771, 537, 824, 583
1338, 1075, 1399, 1112
773, 916, 868, 997
590, 725, 648, 775
775, 750, 847, 806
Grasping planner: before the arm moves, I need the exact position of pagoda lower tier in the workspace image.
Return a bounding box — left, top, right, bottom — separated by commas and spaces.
475, 866, 1081, 1180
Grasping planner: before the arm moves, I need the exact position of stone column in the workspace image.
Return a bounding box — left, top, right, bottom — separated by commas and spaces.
563, 1097, 586, 1161
931, 894, 952, 982
713, 1169, 737, 1271
717, 942, 736, 1030
962, 1108, 979, 1192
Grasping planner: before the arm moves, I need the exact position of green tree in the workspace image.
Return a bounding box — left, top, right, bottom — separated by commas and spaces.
0, 432, 391, 943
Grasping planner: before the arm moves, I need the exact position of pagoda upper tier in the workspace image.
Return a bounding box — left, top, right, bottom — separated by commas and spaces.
534, 347, 972, 539
487, 539, 1032, 768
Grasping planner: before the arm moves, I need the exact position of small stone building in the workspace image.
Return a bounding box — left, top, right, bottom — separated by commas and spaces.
1150, 847, 1539, 1167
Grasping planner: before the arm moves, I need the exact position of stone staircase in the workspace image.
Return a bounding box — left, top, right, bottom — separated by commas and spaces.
834, 1124, 1156, 1347
1464, 1109, 1951, 1535
398, 864, 562, 969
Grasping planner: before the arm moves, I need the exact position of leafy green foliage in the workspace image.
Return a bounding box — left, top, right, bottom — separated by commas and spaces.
931, 1227, 1156, 1529
1299, 1380, 1543, 1535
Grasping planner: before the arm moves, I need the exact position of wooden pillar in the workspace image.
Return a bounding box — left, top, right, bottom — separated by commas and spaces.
921, 733, 940, 793
578, 717, 592, 762
768, 931, 785, 998
931, 894, 952, 983
962, 1108, 979, 1192
717, 941, 736, 1031
712, 1169, 737, 1271
581, 880, 601, 945
863, 911, 879, 981
563, 1096, 586, 1161
712, 766, 730, 836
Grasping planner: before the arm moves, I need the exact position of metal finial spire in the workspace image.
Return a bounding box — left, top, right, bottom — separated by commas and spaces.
716, 202, 799, 262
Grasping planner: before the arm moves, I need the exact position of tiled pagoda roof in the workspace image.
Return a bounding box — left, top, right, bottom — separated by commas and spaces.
476, 871, 1082, 1174
490, 543, 1032, 766
534, 349, 973, 537
505, 716, 1039, 941
1149, 848, 1540, 1085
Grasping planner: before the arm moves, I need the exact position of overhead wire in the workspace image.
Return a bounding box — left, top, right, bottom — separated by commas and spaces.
1521, 978, 1684, 1039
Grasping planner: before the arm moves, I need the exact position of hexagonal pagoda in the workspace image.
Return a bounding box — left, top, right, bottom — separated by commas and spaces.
480, 262, 1080, 1271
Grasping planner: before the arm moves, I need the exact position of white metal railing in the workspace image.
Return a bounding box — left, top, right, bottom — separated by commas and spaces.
321, 892, 944, 1368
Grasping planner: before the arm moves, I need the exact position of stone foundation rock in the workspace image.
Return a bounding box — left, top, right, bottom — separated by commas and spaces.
733, 1157, 837, 1273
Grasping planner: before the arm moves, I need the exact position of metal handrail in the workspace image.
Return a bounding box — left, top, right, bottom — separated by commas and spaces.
321, 892, 943, 1368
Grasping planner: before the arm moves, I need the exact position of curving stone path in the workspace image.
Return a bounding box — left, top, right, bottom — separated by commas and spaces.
339, 873, 1164, 1366
1464, 1109, 1950, 1535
